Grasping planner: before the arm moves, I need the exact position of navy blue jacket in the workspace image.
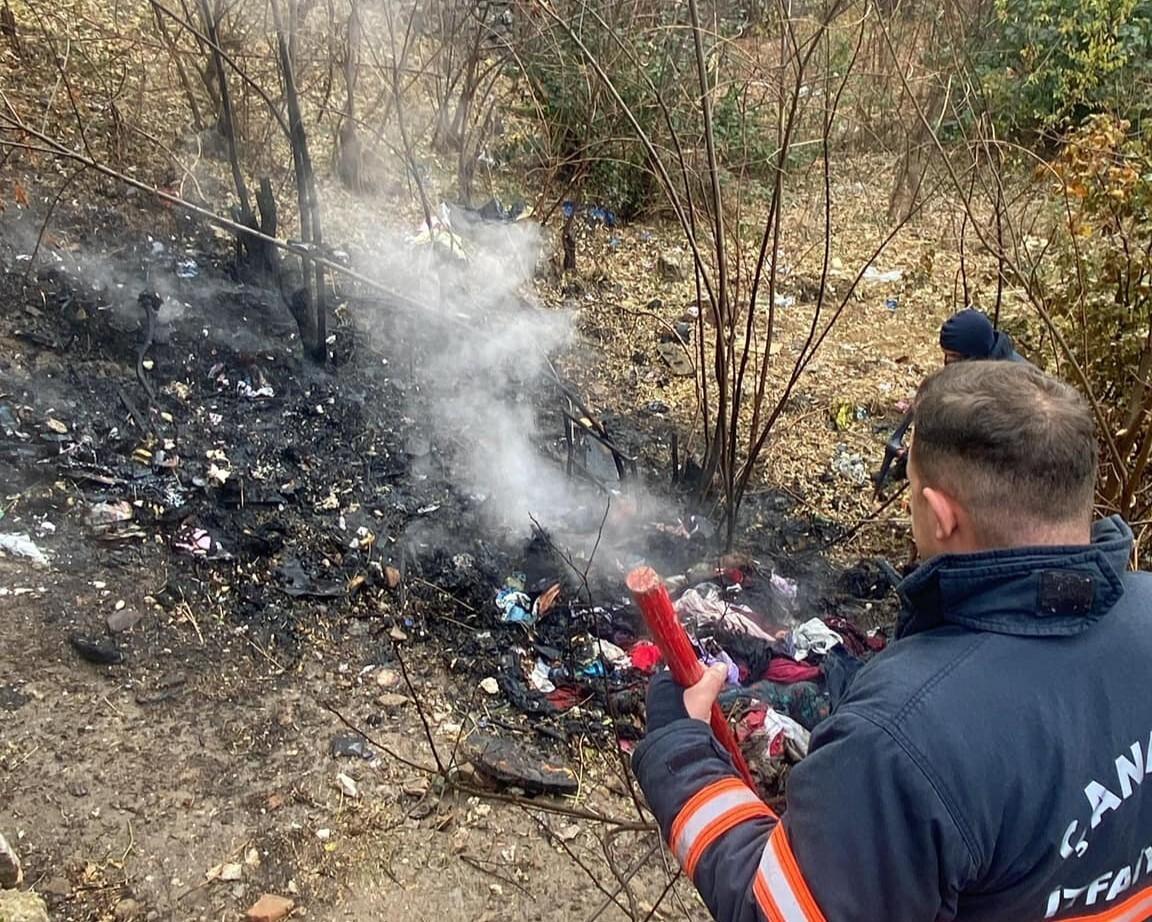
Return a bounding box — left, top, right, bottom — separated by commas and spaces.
988, 330, 1027, 363
633, 516, 1152, 921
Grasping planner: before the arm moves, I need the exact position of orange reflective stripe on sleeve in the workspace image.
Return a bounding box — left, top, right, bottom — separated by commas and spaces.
669, 778, 774, 880
1058, 885, 1152, 922
753, 825, 828, 922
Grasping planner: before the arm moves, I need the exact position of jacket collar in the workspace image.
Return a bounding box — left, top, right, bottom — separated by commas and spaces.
897, 515, 1132, 638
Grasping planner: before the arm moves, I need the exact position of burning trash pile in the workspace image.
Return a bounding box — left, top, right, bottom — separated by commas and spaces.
451, 534, 892, 803
0, 240, 898, 810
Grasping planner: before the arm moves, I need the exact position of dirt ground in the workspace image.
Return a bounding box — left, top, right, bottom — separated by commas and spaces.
0, 164, 954, 920
0, 556, 688, 922
0, 523, 690, 916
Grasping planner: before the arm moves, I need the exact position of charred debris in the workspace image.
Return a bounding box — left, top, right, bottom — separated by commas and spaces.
0, 219, 900, 801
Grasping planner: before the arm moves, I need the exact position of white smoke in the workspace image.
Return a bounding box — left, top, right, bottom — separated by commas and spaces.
354, 209, 665, 567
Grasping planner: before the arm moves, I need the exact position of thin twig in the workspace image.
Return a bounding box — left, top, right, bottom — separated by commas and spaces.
584, 841, 662, 922
458, 853, 532, 897
320, 701, 654, 830
524, 808, 634, 917
23, 165, 85, 280
388, 637, 445, 774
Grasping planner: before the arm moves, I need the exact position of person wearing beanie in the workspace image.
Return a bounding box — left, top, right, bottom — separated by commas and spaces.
939, 308, 1025, 364
875, 309, 1029, 495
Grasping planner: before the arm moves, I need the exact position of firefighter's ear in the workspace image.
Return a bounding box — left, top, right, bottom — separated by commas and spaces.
923, 486, 960, 543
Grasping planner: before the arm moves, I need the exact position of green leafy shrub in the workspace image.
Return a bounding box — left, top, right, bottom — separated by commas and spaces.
978, 0, 1152, 134
1028, 115, 1152, 516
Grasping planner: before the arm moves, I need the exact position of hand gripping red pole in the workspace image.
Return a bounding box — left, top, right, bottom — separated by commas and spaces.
627, 565, 758, 791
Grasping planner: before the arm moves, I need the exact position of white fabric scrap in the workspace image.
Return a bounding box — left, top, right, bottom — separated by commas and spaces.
792, 617, 842, 661
529, 659, 556, 694
763, 707, 811, 760
675, 587, 777, 643
591, 638, 630, 667
0, 533, 49, 568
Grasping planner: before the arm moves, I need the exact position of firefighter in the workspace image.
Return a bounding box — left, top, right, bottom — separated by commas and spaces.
635, 361, 1152, 922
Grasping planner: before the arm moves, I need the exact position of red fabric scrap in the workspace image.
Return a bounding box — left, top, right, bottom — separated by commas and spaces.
629, 641, 664, 672
736, 707, 785, 758
762, 658, 823, 684
546, 687, 584, 711
736, 706, 767, 743
824, 616, 887, 656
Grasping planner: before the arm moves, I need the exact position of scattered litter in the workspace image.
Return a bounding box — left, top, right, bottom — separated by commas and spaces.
675, 586, 780, 643
769, 572, 798, 606
528, 660, 555, 693
740, 706, 811, 762
69, 635, 124, 665
792, 618, 843, 661
832, 402, 856, 431
831, 444, 868, 485
723, 679, 830, 731
175, 258, 199, 279
335, 772, 359, 798
45, 418, 69, 434
479, 677, 500, 696
329, 732, 373, 760
588, 638, 629, 668
885, 297, 899, 311
862, 266, 903, 283
407, 203, 470, 259
701, 649, 739, 685
0, 533, 49, 567
533, 583, 562, 618
218, 863, 243, 882
764, 659, 822, 684
629, 641, 663, 672
468, 735, 578, 796
563, 201, 618, 227
174, 526, 231, 560
237, 382, 274, 399
496, 586, 534, 625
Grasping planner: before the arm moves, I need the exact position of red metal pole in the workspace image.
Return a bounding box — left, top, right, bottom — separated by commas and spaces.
626, 565, 758, 791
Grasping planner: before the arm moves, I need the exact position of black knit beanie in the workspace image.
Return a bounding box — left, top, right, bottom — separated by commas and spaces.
939, 309, 995, 358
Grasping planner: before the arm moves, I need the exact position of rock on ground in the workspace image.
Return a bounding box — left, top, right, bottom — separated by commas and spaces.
0, 890, 50, 922
246, 893, 295, 922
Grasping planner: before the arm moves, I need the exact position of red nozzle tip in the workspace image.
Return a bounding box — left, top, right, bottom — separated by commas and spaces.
626, 565, 662, 595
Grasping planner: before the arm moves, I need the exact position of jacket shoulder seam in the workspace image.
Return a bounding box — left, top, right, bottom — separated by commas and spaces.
892, 631, 988, 724
849, 709, 982, 875
846, 633, 989, 870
